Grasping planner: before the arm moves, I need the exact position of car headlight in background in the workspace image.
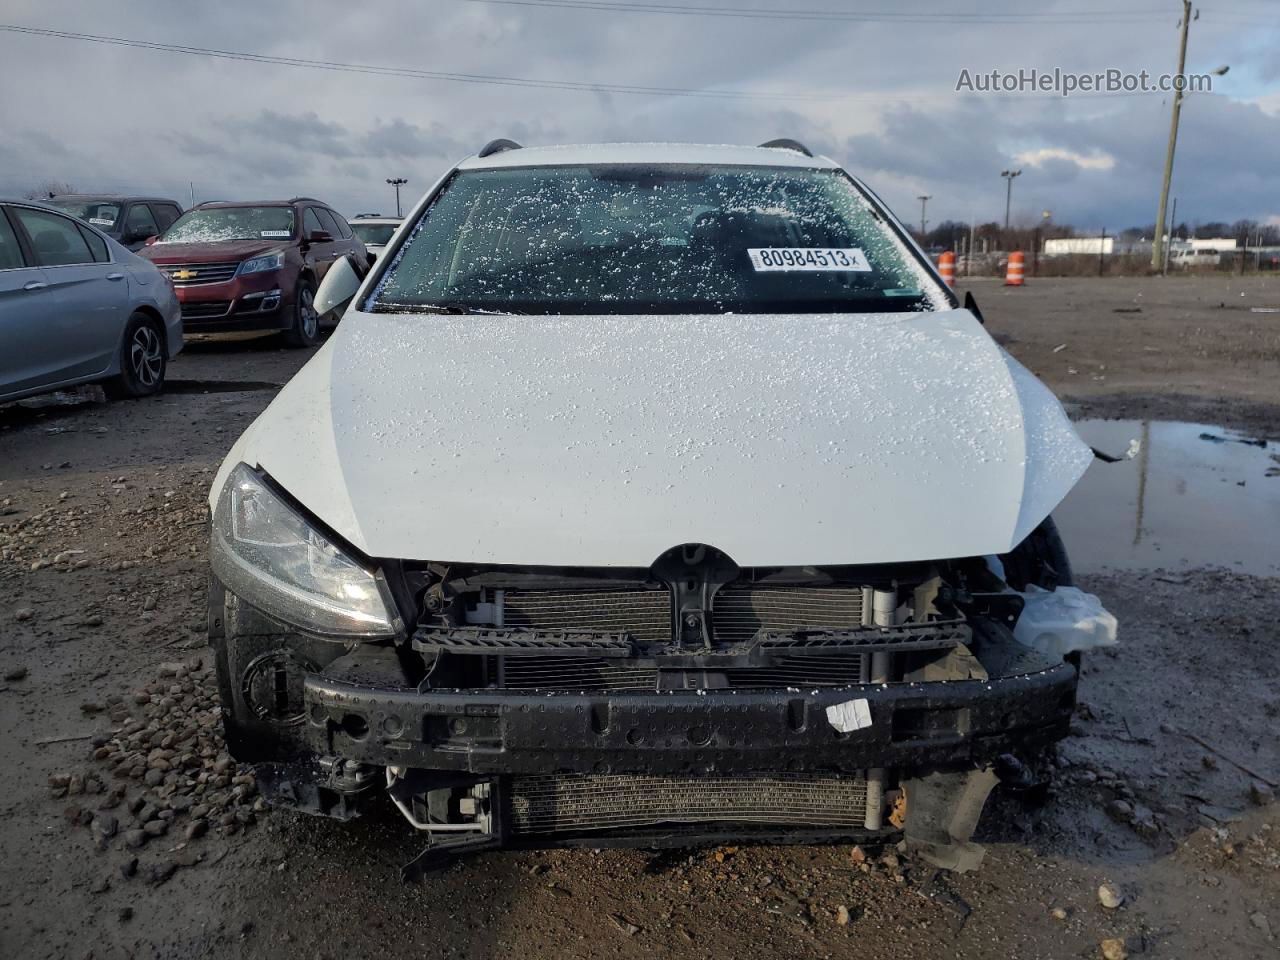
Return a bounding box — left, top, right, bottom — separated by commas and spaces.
211, 464, 398, 637
237, 251, 285, 276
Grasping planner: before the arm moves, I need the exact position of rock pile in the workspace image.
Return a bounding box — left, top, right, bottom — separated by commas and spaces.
50, 653, 267, 883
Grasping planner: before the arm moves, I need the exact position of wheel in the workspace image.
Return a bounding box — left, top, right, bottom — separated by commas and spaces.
282, 280, 320, 348
103, 313, 166, 399
999, 516, 1074, 591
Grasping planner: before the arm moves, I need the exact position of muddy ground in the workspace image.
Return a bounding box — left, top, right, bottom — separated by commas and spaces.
1, 277, 1277, 959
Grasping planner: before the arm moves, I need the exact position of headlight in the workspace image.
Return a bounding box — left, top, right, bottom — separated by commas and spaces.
210, 464, 398, 637
238, 251, 285, 276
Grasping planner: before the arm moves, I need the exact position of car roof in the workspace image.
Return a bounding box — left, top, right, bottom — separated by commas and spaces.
351, 216, 402, 224
43, 194, 180, 204
193, 200, 298, 209
456, 142, 840, 171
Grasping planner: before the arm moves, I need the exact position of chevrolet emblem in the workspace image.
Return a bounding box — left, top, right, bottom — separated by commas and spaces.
171, 269, 197, 280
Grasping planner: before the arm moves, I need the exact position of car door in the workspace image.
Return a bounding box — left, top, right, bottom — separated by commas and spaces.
0, 206, 63, 400
121, 202, 161, 250
303, 207, 340, 282
9, 205, 130, 386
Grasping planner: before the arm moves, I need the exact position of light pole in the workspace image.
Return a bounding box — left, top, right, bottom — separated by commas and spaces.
916, 195, 931, 239
1001, 169, 1021, 232
386, 177, 408, 218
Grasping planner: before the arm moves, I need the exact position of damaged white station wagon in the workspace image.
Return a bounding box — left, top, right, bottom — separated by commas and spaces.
207, 140, 1114, 875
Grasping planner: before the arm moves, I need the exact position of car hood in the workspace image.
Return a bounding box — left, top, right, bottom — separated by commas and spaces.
141, 238, 284, 263
212, 309, 1092, 568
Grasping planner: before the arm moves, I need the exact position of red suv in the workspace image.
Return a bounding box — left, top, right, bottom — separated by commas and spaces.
139, 198, 368, 347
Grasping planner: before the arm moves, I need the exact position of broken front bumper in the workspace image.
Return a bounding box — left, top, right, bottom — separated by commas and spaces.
210, 577, 1077, 870
302, 665, 1074, 777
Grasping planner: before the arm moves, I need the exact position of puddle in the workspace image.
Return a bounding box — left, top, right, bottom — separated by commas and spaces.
1056, 419, 1280, 575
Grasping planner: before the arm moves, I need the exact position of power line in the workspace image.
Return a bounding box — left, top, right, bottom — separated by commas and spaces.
0, 22, 1176, 104
0, 23, 823, 101
462, 0, 1172, 24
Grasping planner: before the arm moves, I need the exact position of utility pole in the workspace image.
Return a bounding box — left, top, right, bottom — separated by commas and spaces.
1152, 0, 1192, 271
189, 181, 195, 207
916, 195, 931, 238
1001, 169, 1021, 232
1163, 196, 1177, 274
386, 177, 408, 218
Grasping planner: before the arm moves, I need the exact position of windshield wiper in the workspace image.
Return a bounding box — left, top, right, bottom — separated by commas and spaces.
370, 302, 524, 316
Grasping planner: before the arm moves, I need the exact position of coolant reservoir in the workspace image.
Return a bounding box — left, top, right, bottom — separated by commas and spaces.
1013, 585, 1118, 657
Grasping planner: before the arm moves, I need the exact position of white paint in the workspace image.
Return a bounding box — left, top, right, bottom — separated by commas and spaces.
210, 305, 1091, 568
457, 142, 840, 172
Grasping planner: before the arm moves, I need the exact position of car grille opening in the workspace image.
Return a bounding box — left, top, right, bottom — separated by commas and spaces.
180, 300, 233, 319
723, 654, 870, 688
485, 654, 870, 691
712, 584, 866, 645
500, 588, 672, 644
509, 773, 869, 835
494, 656, 659, 691
164, 261, 240, 285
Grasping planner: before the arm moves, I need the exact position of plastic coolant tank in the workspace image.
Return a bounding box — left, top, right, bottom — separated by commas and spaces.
1012, 585, 1119, 657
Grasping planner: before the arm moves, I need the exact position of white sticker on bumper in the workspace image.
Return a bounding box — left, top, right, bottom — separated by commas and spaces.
825, 697, 873, 733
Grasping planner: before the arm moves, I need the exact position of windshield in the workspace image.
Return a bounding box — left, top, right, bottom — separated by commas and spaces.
46, 200, 121, 230
160, 207, 295, 244
352, 223, 398, 246
371, 164, 945, 314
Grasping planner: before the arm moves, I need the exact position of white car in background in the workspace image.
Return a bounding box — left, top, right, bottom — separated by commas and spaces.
349, 215, 402, 263
206, 140, 1109, 874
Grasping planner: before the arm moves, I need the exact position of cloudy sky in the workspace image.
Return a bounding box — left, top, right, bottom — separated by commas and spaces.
1, 0, 1277, 232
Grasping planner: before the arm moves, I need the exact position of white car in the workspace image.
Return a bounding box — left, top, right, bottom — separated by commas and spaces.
206, 140, 1105, 872
348, 215, 402, 263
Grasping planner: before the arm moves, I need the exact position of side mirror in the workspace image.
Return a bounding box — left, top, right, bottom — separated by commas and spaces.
143, 235, 158, 246
308, 230, 334, 244
314, 256, 361, 318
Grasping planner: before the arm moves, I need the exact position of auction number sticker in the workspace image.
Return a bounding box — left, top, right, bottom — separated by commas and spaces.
260, 230, 291, 238
748, 247, 872, 272
88, 217, 114, 226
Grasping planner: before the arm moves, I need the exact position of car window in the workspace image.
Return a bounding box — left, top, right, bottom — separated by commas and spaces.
152, 203, 182, 231
372, 165, 946, 315
160, 206, 295, 243
319, 208, 350, 239
77, 224, 110, 263
125, 203, 160, 239
0, 209, 26, 270
303, 208, 326, 237
352, 222, 397, 246
45, 199, 122, 230
13, 207, 96, 267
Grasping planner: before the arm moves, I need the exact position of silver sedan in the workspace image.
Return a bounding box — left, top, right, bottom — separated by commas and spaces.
0, 199, 182, 402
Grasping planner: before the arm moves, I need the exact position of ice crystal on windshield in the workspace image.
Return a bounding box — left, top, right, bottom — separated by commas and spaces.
370, 164, 945, 315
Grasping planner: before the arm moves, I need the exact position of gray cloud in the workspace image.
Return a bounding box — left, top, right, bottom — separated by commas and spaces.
0, 0, 1276, 228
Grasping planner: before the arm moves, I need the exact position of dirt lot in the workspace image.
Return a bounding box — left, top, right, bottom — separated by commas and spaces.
1, 278, 1278, 960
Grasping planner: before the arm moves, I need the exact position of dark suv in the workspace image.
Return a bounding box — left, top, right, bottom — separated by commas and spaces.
44, 195, 184, 251
138, 198, 368, 347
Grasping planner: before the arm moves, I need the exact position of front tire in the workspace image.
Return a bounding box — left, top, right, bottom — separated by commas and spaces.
103, 313, 166, 399
282, 280, 320, 348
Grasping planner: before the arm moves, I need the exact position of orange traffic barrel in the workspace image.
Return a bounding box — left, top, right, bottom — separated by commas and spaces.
1005, 251, 1025, 286
938, 251, 956, 288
